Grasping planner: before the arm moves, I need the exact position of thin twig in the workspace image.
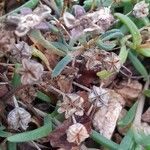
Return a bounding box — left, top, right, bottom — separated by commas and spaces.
31, 141, 42, 150
48, 85, 66, 97
73, 81, 91, 92
18, 101, 47, 117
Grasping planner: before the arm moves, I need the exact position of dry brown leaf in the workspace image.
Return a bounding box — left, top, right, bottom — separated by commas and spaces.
78, 91, 91, 114
0, 85, 9, 98
49, 115, 91, 149
0, 0, 4, 16
142, 107, 150, 124
115, 80, 142, 101
49, 119, 76, 150
76, 70, 98, 87
44, 50, 60, 69
57, 75, 73, 93
93, 90, 125, 139
113, 133, 122, 144
16, 85, 37, 104
0, 30, 16, 57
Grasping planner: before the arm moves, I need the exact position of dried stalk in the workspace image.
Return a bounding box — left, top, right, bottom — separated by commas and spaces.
133, 77, 150, 125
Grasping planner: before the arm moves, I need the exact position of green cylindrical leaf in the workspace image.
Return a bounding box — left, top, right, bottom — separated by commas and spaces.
36, 91, 51, 102
90, 130, 119, 150
137, 47, 150, 57
52, 54, 73, 78
128, 51, 148, 78
119, 45, 128, 64
29, 30, 65, 56
7, 121, 52, 142
118, 101, 138, 127
11, 64, 21, 87
118, 129, 134, 150
115, 13, 142, 49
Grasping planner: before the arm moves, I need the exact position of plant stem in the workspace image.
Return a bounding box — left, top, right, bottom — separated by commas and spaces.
133, 77, 150, 125
12, 96, 19, 108
73, 82, 91, 92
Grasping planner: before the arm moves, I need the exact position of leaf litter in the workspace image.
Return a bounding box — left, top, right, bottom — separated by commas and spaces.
0, 0, 150, 150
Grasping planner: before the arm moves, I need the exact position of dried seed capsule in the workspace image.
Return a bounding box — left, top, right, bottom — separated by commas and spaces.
57, 93, 84, 118
20, 59, 44, 85
66, 123, 89, 145
7, 107, 31, 130
133, 1, 149, 18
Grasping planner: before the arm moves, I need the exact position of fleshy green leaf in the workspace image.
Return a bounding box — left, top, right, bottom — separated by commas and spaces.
135, 145, 144, 150
90, 130, 119, 150
12, 0, 39, 13
97, 70, 113, 80
97, 41, 116, 51
101, 30, 124, 41
8, 142, 17, 150
51, 42, 69, 52
128, 51, 148, 78
143, 89, 150, 97
11, 64, 21, 87
29, 30, 65, 56
32, 47, 51, 71
97, 29, 124, 51
0, 130, 12, 138
119, 45, 129, 64
115, 13, 142, 49
52, 54, 73, 78
118, 129, 135, 150
134, 131, 150, 146
36, 91, 51, 102
83, 0, 101, 10
7, 118, 52, 142
145, 145, 150, 150
118, 101, 138, 127
137, 47, 150, 57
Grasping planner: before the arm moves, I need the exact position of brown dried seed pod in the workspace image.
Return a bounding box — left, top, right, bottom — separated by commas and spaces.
66, 123, 89, 145
57, 93, 84, 119
89, 86, 110, 107
7, 107, 31, 130
133, 1, 149, 18
20, 59, 44, 85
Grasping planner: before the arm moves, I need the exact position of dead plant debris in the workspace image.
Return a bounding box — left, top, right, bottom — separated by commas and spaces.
0, 0, 150, 150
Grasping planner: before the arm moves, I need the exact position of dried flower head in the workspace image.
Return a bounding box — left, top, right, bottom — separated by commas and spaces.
82, 49, 102, 71
88, 7, 115, 32
66, 123, 89, 145
7, 107, 31, 130
63, 12, 99, 38
20, 59, 44, 85
6, 5, 51, 36
89, 86, 109, 107
63, 7, 114, 38
102, 52, 121, 72
133, 1, 149, 18
57, 94, 84, 118
11, 41, 32, 62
